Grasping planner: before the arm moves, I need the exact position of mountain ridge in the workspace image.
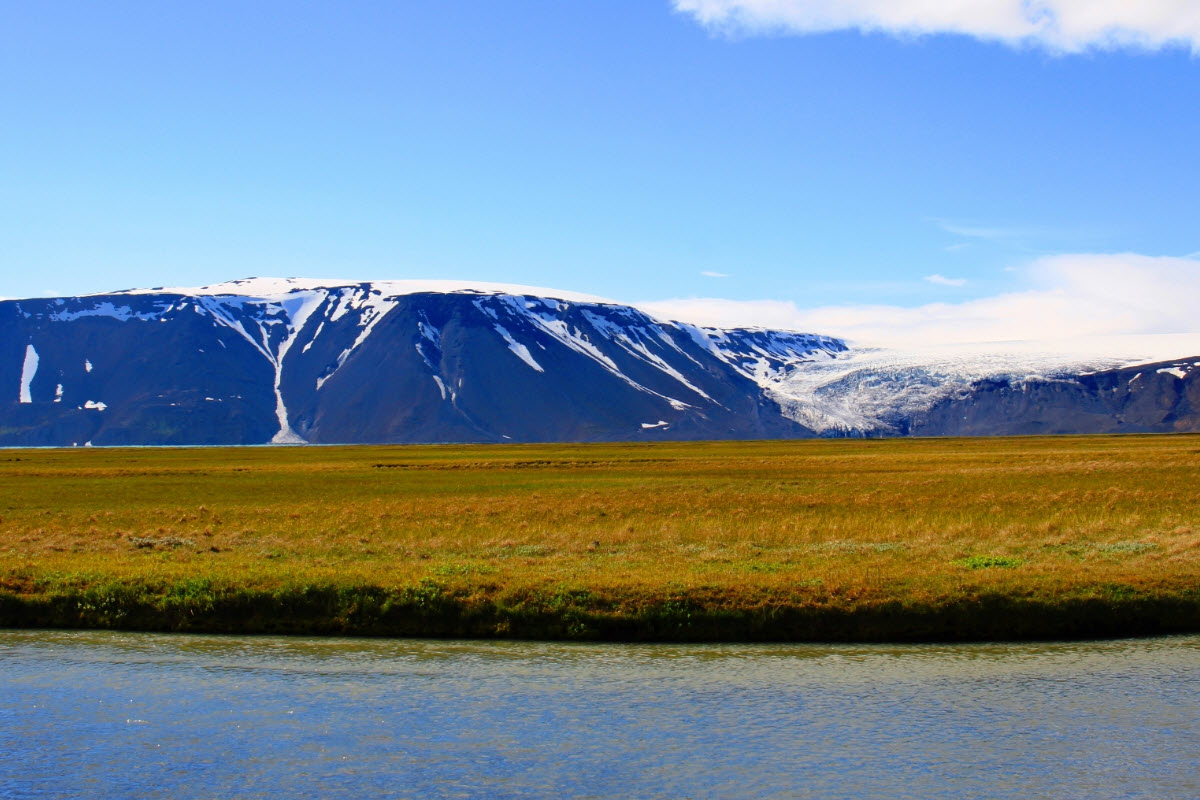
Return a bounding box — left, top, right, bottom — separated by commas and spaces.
3, 278, 1198, 446
3, 279, 844, 445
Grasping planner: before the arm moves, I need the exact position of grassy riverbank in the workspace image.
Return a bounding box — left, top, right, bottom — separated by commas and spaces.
2, 435, 1198, 641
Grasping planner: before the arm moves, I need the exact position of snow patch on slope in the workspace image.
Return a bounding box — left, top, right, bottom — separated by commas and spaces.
195, 296, 274, 362
268, 291, 326, 443
493, 323, 544, 372
310, 288, 403, 393
681, 325, 845, 383
580, 309, 714, 400
487, 296, 696, 408
19, 345, 38, 403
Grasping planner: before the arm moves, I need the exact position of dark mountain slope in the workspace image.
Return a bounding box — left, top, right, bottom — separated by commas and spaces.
1, 280, 837, 446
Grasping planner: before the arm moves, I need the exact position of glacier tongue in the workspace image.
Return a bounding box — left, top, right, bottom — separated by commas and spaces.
762, 345, 1127, 434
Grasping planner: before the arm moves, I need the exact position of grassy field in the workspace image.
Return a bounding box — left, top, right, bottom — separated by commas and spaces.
2, 434, 1198, 641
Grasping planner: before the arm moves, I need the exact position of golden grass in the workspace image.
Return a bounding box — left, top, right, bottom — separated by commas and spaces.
1, 434, 1198, 640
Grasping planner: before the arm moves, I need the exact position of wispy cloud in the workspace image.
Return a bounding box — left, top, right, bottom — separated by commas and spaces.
640, 253, 1200, 349
673, 0, 1200, 53
932, 219, 1031, 241
924, 274, 967, 287
700, 270, 730, 278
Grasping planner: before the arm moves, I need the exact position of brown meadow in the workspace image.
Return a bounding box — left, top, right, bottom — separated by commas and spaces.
1, 434, 1198, 640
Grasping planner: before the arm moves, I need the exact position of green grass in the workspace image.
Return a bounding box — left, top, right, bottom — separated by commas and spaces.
959, 555, 1024, 569
1, 434, 1198, 641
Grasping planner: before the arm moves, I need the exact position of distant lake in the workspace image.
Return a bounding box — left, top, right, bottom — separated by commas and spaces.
2, 631, 1197, 799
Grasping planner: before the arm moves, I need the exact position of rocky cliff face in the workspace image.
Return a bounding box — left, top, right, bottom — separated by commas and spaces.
3, 278, 1197, 446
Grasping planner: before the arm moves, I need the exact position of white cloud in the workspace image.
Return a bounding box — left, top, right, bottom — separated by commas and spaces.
701, 270, 730, 278
673, 0, 1200, 53
924, 274, 967, 287
639, 253, 1200, 352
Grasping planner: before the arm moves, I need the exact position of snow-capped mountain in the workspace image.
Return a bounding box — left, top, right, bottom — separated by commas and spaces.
2, 278, 1197, 446
0, 279, 842, 446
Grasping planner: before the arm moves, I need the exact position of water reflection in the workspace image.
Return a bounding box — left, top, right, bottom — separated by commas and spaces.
2, 632, 1197, 799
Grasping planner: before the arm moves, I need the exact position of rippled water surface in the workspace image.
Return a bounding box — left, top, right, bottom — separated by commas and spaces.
1, 631, 1198, 799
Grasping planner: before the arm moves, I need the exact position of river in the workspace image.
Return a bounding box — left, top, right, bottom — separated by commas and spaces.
1, 631, 1197, 799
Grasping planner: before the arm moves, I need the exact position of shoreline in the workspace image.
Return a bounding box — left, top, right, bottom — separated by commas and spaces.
3, 581, 1198, 643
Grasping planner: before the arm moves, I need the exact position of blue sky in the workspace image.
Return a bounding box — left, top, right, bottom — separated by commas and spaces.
2, 1, 1198, 343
